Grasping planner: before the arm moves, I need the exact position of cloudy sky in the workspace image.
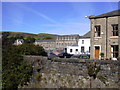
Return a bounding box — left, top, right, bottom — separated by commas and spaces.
2, 2, 118, 35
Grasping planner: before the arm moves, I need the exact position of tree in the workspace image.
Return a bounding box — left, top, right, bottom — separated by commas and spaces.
2, 37, 47, 89
2, 32, 10, 38
2, 45, 33, 89
43, 36, 53, 40
25, 36, 35, 43
15, 34, 24, 39
15, 43, 47, 56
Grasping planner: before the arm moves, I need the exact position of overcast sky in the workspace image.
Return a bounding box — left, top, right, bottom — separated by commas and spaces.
2, 2, 118, 35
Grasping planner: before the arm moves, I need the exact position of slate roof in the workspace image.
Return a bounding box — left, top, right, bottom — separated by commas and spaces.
71, 43, 78, 46
68, 43, 78, 47
80, 31, 91, 38
35, 39, 56, 42
89, 9, 120, 19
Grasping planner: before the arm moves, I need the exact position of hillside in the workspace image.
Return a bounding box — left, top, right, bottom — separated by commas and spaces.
1, 31, 59, 40
37, 33, 58, 39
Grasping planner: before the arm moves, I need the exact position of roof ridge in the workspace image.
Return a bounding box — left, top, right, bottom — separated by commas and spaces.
89, 9, 120, 19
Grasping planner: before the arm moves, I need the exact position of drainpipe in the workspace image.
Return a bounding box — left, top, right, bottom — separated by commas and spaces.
106, 17, 108, 59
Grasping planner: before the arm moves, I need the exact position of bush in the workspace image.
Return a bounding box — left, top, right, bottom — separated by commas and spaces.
36, 73, 42, 82
14, 43, 47, 56
24, 36, 35, 43
2, 48, 33, 89
2, 37, 47, 89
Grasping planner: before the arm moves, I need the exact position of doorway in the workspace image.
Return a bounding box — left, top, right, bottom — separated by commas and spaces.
95, 46, 100, 59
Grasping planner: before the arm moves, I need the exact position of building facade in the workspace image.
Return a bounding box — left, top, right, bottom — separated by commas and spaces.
67, 31, 90, 55
35, 35, 80, 54
89, 10, 120, 60
56, 35, 80, 51
34, 39, 56, 51
14, 39, 24, 45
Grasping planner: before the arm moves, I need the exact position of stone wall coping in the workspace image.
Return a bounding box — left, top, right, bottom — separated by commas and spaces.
24, 55, 120, 65
110, 36, 119, 39
94, 37, 102, 39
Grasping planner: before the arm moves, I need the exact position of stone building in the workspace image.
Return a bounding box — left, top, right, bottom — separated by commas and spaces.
35, 35, 80, 53
34, 39, 56, 51
67, 31, 90, 55
56, 34, 80, 51
89, 9, 120, 60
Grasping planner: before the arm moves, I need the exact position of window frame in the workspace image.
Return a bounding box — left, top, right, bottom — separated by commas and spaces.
112, 24, 118, 36
89, 47, 90, 53
76, 49, 78, 52
111, 45, 119, 58
94, 25, 101, 37
70, 49, 72, 52
82, 40, 84, 44
81, 46, 84, 53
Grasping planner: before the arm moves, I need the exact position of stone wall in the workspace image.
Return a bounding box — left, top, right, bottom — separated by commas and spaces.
23, 56, 120, 88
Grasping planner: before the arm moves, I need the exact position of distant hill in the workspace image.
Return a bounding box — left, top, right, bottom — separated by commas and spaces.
38, 33, 58, 39
1, 31, 59, 40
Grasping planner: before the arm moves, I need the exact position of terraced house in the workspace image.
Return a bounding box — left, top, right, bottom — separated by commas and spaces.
89, 9, 120, 60
67, 31, 90, 55
35, 35, 80, 53
56, 34, 80, 51
34, 39, 56, 51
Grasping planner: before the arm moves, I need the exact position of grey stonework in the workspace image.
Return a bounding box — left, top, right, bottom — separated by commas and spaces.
34, 39, 56, 51
90, 15, 119, 59
56, 35, 80, 49
23, 56, 120, 88
35, 35, 80, 52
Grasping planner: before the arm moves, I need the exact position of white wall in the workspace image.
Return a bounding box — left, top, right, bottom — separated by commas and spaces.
14, 39, 24, 45
67, 38, 90, 55
67, 46, 80, 55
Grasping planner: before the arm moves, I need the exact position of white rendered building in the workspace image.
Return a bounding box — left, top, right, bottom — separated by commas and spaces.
14, 39, 24, 45
67, 31, 90, 55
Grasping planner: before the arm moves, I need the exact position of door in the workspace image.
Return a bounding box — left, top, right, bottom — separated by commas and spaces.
95, 46, 100, 59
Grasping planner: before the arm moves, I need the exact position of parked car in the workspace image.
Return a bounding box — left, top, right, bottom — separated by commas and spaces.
48, 52, 58, 59
79, 54, 90, 59
58, 52, 73, 58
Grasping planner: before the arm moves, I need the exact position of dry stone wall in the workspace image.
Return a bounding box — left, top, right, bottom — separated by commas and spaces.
23, 56, 120, 88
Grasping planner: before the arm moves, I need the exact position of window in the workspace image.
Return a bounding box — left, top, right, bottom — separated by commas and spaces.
65, 37, 68, 40
65, 48, 67, 52
71, 36, 73, 40
70, 49, 72, 52
111, 45, 119, 58
112, 24, 118, 36
81, 46, 84, 53
62, 37, 64, 40
76, 49, 78, 51
89, 47, 90, 53
95, 25, 101, 37
82, 40, 84, 44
